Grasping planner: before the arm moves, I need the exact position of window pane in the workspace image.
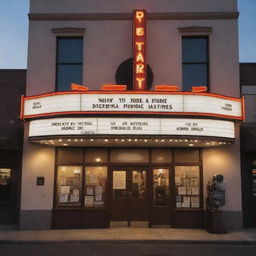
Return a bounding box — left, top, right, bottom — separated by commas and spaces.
58, 148, 83, 164
57, 64, 82, 91
182, 64, 208, 91
57, 166, 82, 207
85, 166, 107, 208
151, 149, 172, 163
175, 166, 200, 208
85, 149, 108, 163
174, 149, 199, 163
182, 38, 208, 63
110, 149, 149, 163
153, 168, 169, 206
0, 168, 11, 202
132, 170, 146, 199
58, 38, 83, 63
112, 170, 127, 199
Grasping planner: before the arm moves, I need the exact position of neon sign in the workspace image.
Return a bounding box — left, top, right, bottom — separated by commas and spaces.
133, 10, 147, 90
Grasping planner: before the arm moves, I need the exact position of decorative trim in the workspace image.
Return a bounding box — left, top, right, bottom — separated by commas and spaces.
178, 26, 213, 34
52, 27, 85, 34
28, 12, 239, 21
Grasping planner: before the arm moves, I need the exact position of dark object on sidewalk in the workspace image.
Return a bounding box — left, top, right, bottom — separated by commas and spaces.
206, 175, 226, 234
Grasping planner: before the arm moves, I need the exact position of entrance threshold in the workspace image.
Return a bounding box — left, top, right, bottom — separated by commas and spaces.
110, 221, 149, 228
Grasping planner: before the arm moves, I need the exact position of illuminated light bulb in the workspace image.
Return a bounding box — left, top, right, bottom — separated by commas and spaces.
104, 139, 108, 142
115, 139, 119, 142
80, 139, 83, 142
74, 139, 78, 142
95, 158, 101, 162
68, 139, 71, 142
195, 140, 198, 143
144, 139, 148, 142
188, 144, 194, 147
161, 139, 165, 142
121, 139, 125, 142
128, 139, 132, 142
155, 139, 159, 142
206, 142, 210, 145
184, 139, 188, 142
169, 139, 173, 142
175, 140, 178, 142
90, 139, 94, 142
134, 139, 138, 142
58, 139, 62, 142
63, 144, 68, 146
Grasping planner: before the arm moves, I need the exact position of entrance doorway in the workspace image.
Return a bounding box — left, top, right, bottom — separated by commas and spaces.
110, 167, 149, 226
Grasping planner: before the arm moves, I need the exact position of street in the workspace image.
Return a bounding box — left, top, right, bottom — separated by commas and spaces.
1, 242, 256, 256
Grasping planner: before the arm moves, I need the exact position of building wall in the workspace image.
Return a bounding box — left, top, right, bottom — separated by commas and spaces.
30, 0, 237, 13
0, 70, 26, 225
21, 0, 242, 229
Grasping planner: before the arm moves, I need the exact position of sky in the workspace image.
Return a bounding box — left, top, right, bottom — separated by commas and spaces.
0, 0, 255, 69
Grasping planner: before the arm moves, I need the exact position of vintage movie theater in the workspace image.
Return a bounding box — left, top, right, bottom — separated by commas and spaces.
20, 0, 244, 230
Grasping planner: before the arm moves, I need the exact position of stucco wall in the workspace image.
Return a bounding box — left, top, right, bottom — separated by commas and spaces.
26, 19, 240, 97
203, 123, 242, 212
20, 123, 55, 210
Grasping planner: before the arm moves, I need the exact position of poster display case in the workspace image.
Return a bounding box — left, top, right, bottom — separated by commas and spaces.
175, 166, 200, 208
85, 166, 107, 207
57, 166, 82, 206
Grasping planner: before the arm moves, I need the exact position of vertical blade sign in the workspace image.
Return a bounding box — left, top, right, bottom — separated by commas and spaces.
133, 10, 147, 90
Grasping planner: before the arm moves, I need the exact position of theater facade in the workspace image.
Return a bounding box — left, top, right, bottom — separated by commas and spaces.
20, 0, 243, 230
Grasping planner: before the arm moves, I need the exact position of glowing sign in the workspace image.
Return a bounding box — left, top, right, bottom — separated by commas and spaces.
21, 92, 244, 120
28, 117, 235, 139
133, 10, 147, 90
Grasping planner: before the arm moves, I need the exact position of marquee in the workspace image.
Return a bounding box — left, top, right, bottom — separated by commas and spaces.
21, 91, 244, 120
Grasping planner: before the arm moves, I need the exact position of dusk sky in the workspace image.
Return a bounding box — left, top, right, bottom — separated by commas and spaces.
0, 0, 255, 69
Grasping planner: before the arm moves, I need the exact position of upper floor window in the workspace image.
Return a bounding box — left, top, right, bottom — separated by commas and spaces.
182, 37, 209, 91
56, 37, 83, 91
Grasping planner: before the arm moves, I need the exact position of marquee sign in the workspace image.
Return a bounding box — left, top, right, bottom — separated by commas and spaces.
21, 91, 244, 120
28, 117, 235, 139
133, 10, 147, 90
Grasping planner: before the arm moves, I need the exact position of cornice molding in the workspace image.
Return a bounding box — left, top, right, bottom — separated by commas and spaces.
52, 27, 86, 34
28, 12, 239, 21
178, 26, 213, 34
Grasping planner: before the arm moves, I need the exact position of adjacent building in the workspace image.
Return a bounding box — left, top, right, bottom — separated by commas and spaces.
0, 69, 26, 225
19, 0, 244, 230
240, 63, 256, 228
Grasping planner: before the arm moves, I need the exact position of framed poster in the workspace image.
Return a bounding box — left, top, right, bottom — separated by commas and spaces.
113, 171, 126, 189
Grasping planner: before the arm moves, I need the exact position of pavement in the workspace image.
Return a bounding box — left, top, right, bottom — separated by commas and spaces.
0, 226, 256, 244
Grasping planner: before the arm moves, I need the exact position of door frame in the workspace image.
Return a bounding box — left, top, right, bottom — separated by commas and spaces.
108, 165, 151, 225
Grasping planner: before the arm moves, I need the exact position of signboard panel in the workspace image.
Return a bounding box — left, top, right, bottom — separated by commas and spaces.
80, 94, 183, 112
184, 95, 242, 117
22, 92, 243, 120
29, 117, 235, 139
24, 94, 80, 116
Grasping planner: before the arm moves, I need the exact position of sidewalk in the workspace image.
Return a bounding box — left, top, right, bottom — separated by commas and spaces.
0, 226, 256, 244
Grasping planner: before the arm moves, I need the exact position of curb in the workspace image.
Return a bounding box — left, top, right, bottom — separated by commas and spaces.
1, 239, 256, 245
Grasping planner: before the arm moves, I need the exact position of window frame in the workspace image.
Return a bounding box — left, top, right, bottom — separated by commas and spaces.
182, 36, 209, 92
55, 36, 84, 91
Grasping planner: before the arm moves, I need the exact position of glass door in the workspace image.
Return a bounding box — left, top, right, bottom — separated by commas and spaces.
110, 167, 149, 226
